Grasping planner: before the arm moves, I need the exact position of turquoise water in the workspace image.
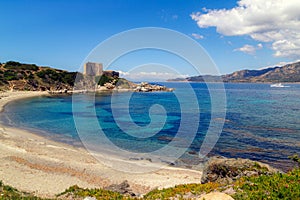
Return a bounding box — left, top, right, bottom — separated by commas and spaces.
1, 83, 300, 171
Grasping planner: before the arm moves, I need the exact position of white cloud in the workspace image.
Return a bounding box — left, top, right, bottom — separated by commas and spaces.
234, 43, 263, 55
257, 43, 263, 49
235, 44, 256, 54
117, 70, 129, 76
191, 33, 204, 40
191, 0, 300, 58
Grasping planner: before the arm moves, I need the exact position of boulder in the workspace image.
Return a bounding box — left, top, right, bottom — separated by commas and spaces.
83, 197, 97, 200
201, 156, 279, 184
199, 192, 234, 200
104, 82, 115, 89
104, 180, 135, 196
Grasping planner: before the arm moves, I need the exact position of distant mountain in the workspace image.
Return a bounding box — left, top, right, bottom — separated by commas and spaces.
222, 62, 300, 82
167, 61, 300, 83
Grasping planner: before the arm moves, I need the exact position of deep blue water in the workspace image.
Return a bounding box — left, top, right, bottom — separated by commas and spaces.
1, 83, 300, 171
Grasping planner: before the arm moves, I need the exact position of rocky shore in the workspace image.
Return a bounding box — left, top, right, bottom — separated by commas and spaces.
97, 80, 174, 92
48, 81, 174, 94
133, 82, 174, 92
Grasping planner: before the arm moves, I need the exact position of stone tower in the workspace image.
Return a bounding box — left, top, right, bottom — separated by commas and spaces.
83, 62, 103, 76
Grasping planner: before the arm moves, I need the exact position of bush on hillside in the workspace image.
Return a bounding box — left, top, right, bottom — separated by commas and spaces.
98, 74, 115, 86
4, 61, 39, 71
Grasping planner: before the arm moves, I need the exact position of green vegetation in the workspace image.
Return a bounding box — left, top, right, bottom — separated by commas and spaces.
0, 180, 43, 200
0, 61, 81, 90
98, 76, 134, 89
4, 61, 39, 71
36, 68, 77, 86
98, 74, 115, 86
288, 154, 300, 168
116, 78, 132, 89
233, 168, 300, 199
143, 182, 220, 199
3, 70, 18, 81
57, 185, 127, 200
144, 167, 300, 200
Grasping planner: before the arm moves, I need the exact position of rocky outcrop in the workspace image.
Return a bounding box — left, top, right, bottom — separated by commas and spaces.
133, 82, 174, 92
95, 81, 174, 92
201, 156, 279, 184
104, 180, 136, 197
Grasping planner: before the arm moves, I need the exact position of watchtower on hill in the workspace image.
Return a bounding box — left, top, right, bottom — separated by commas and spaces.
83, 62, 103, 76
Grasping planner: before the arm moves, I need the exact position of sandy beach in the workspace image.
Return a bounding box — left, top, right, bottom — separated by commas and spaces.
0, 91, 202, 198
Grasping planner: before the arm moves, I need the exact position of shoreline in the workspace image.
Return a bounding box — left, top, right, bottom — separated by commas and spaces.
0, 91, 202, 198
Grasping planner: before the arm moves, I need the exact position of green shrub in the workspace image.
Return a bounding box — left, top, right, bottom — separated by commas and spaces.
233, 168, 300, 200
36, 69, 60, 80
3, 70, 18, 81
36, 69, 77, 85
0, 181, 43, 200
4, 61, 38, 71
116, 78, 131, 89
60, 72, 77, 86
98, 74, 114, 86
289, 154, 300, 167
58, 185, 125, 200
144, 182, 220, 199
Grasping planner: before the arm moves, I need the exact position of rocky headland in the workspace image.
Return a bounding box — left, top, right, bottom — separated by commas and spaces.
168, 61, 300, 83
0, 61, 174, 93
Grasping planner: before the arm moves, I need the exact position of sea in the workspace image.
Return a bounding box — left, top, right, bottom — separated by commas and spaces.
1, 82, 300, 171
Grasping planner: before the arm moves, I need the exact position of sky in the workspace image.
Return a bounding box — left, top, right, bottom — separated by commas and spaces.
1, 0, 300, 80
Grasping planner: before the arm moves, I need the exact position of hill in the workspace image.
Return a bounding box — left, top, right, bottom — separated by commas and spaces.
0, 61, 79, 91
168, 61, 300, 83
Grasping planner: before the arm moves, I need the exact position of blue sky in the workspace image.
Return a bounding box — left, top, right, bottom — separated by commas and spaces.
1, 0, 299, 80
